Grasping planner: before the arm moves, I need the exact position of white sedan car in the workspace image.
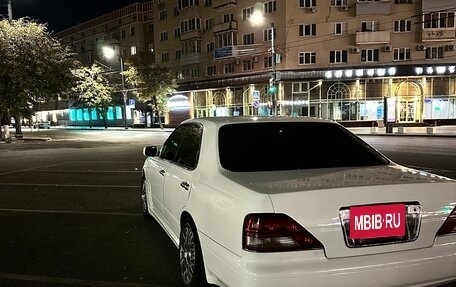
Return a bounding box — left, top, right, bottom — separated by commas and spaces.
141, 116, 456, 287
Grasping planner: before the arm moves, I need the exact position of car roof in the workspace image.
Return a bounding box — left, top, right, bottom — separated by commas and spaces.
182, 116, 336, 128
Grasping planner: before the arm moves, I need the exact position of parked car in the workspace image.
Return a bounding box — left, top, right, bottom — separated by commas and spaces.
33, 121, 51, 129
141, 116, 456, 287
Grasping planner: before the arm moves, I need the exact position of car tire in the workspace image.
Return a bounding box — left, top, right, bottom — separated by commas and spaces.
179, 218, 208, 287
140, 178, 151, 218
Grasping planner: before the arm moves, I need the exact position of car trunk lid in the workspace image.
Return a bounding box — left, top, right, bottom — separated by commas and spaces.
225, 165, 456, 258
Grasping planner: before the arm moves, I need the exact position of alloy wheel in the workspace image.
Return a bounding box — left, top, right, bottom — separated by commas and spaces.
180, 223, 196, 285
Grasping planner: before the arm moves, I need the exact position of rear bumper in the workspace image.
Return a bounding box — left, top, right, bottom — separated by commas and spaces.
201, 234, 456, 287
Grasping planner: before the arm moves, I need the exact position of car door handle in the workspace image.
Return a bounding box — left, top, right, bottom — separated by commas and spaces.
159, 170, 165, 176
180, 181, 190, 191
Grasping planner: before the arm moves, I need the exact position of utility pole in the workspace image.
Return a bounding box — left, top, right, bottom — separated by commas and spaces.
269, 23, 277, 115
120, 56, 128, 129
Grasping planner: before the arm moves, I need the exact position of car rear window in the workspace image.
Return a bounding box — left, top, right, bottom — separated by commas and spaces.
218, 122, 389, 172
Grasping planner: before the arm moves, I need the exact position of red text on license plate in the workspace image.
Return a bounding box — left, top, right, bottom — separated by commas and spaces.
349, 204, 405, 239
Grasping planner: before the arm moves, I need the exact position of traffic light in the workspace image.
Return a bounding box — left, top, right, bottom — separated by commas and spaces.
268, 77, 277, 95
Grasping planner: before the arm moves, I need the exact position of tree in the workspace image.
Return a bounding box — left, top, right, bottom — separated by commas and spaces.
123, 65, 176, 129
0, 18, 76, 140
71, 64, 114, 129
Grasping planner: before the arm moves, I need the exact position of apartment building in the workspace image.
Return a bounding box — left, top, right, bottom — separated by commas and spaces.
51, 2, 158, 127
154, 0, 456, 126
43, 0, 456, 127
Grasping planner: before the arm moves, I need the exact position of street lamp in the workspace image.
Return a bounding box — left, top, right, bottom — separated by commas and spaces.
250, 10, 278, 116
102, 45, 128, 129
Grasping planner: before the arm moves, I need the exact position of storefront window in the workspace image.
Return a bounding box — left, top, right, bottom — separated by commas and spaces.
425, 98, 451, 119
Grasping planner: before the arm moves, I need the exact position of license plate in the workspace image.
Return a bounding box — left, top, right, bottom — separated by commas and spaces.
349, 204, 406, 240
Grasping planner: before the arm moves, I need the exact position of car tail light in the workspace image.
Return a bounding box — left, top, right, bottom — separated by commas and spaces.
436, 206, 456, 236
243, 213, 323, 252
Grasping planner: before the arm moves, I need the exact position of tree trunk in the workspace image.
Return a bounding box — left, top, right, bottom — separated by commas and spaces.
102, 110, 108, 129
14, 115, 23, 138
88, 107, 92, 129
153, 96, 164, 130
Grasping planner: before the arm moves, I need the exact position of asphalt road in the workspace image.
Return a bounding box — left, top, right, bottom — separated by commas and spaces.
0, 129, 455, 287
360, 135, 456, 179
0, 129, 179, 287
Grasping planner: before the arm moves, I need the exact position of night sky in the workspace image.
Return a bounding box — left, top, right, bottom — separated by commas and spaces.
11, 0, 151, 33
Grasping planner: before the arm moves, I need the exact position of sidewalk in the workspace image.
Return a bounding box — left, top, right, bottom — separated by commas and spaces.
3, 125, 456, 143
348, 125, 456, 137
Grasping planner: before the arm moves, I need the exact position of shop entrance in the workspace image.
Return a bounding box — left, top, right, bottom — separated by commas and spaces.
395, 81, 423, 123
399, 98, 418, 122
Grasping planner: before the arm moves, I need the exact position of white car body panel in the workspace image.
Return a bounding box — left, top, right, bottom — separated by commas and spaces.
163, 163, 193, 237
142, 116, 456, 287
144, 157, 167, 216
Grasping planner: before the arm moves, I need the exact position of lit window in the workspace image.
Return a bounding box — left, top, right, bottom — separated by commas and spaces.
131, 46, 137, 55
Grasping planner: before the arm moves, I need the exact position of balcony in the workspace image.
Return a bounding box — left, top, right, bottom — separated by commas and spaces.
356, 31, 391, 44
213, 21, 237, 34
180, 30, 202, 41
356, 0, 391, 16
212, 45, 257, 59
213, 0, 237, 11
421, 29, 456, 42
178, 5, 201, 17
180, 53, 202, 66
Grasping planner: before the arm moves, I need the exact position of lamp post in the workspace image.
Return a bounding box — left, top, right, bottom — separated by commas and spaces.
102, 45, 128, 129
306, 80, 323, 117
250, 11, 278, 116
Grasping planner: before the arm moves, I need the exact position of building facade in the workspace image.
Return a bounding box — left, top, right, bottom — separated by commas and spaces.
52, 1, 159, 127
45, 0, 456, 127
153, 0, 456, 126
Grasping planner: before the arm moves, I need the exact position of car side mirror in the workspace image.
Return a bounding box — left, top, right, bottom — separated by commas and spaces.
143, 146, 158, 157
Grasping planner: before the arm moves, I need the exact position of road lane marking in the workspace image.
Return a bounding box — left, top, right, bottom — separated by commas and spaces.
0, 183, 140, 188
0, 272, 168, 287
0, 162, 68, 176
14, 170, 142, 173
0, 208, 142, 217
0, 161, 144, 176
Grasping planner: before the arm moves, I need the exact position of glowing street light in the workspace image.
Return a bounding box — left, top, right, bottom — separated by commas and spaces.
102, 45, 128, 129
